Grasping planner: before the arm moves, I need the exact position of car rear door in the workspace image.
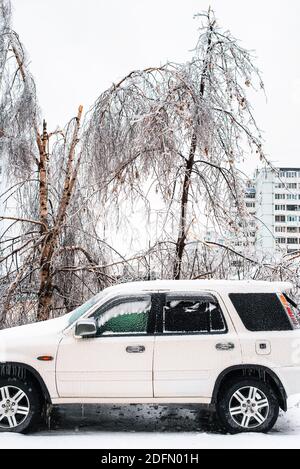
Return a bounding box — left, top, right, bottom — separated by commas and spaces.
153, 292, 242, 399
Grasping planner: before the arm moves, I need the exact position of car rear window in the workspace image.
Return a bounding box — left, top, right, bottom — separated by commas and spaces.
229, 293, 293, 331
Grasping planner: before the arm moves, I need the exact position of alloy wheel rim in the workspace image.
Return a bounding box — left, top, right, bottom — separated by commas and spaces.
229, 386, 269, 429
0, 386, 30, 429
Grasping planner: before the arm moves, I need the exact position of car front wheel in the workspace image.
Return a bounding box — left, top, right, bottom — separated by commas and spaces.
216, 378, 279, 434
0, 376, 42, 433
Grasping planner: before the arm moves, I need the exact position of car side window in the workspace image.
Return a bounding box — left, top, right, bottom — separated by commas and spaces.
93, 295, 152, 336
163, 294, 227, 334
229, 293, 293, 331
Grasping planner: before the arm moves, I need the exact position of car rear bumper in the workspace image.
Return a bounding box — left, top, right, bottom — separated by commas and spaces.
275, 366, 300, 398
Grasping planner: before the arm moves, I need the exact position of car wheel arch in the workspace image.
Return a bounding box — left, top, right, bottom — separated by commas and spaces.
212, 364, 287, 412
0, 361, 51, 404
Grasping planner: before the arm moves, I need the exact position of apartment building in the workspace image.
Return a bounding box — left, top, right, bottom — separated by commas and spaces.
203, 182, 258, 254
203, 167, 300, 257
244, 183, 257, 246
255, 167, 300, 254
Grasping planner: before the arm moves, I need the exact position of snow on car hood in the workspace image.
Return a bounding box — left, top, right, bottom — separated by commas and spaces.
0, 314, 71, 362
0, 314, 70, 339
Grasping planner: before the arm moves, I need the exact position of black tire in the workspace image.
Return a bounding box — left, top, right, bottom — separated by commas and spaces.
0, 376, 43, 434
216, 377, 279, 434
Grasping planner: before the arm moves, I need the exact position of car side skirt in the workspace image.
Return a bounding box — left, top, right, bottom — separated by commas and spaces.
51, 397, 212, 405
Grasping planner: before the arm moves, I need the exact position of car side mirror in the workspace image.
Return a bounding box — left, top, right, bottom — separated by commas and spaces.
75, 318, 97, 339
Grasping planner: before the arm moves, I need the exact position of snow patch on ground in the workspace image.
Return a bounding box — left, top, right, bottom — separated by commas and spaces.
1, 402, 300, 449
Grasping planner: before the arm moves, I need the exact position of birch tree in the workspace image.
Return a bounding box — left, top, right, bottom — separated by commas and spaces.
84, 9, 268, 280
0, 0, 111, 327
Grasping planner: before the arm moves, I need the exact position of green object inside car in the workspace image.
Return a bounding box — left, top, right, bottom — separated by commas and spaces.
98, 312, 148, 335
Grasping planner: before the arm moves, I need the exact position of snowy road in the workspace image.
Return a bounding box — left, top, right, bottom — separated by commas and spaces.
1, 401, 300, 449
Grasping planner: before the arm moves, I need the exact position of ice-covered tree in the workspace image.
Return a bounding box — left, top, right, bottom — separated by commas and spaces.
84, 9, 268, 280
0, 0, 111, 327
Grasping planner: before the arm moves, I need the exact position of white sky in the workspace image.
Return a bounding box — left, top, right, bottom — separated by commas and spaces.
11, 0, 300, 173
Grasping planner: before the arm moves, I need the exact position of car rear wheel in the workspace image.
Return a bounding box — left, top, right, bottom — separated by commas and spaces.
0, 376, 42, 433
216, 378, 279, 434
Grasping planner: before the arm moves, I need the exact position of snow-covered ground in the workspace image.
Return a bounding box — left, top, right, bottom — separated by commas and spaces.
1, 400, 300, 449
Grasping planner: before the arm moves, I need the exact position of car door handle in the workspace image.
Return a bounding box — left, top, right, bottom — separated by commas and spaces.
126, 345, 145, 354
216, 342, 235, 351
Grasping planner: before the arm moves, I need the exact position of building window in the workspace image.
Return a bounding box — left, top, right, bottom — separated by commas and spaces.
287, 216, 298, 223
280, 171, 298, 178
287, 238, 299, 245
286, 205, 299, 211
276, 238, 286, 244
275, 205, 286, 211
275, 227, 286, 233
276, 182, 298, 189
275, 216, 286, 222
275, 194, 286, 200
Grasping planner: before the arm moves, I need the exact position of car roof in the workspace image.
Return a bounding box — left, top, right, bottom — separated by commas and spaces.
103, 280, 293, 295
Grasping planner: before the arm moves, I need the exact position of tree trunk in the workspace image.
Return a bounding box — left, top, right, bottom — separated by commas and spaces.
173, 134, 197, 280
173, 20, 214, 280
36, 106, 83, 322
37, 232, 56, 321
38, 121, 49, 234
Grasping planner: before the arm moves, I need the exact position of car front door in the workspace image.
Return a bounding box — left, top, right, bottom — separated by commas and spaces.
56, 294, 155, 398
153, 292, 242, 399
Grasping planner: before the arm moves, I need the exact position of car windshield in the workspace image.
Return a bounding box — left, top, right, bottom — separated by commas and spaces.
68, 291, 107, 325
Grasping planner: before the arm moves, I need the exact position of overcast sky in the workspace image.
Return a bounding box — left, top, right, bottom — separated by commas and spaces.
11, 0, 300, 172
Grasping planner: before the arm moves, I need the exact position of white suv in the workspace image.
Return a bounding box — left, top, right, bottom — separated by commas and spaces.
1, 280, 300, 434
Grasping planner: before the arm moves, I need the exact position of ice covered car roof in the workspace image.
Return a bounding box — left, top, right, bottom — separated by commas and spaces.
103, 280, 293, 295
